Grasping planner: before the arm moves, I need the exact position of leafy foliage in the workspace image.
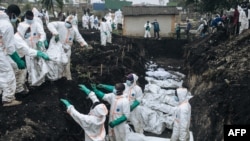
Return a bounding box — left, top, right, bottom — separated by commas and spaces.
186, 0, 237, 12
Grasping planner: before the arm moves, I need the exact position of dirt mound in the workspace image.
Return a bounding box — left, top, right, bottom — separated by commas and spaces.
184, 29, 250, 140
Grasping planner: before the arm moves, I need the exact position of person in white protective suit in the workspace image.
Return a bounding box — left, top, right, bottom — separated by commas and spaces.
32, 8, 49, 49
72, 12, 78, 30
89, 14, 95, 29
114, 9, 123, 30
41, 9, 49, 25
97, 73, 145, 134
82, 14, 89, 29
105, 14, 113, 44
60, 86, 108, 141
144, 21, 152, 38
21, 10, 49, 86
47, 15, 88, 80
170, 88, 191, 141
13, 22, 50, 95
105, 14, 113, 43
32, 7, 43, 27
94, 16, 99, 30
99, 17, 108, 46
0, 4, 26, 106
88, 83, 130, 141
238, 6, 249, 34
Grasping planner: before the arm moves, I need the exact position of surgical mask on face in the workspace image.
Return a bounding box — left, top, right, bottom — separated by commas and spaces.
126, 80, 132, 86
24, 32, 31, 39
65, 22, 72, 28
10, 18, 17, 23
26, 19, 34, 25
113, 89, 117, 95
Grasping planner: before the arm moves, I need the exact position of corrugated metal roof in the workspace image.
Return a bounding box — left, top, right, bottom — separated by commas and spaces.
122, 6, 179, 16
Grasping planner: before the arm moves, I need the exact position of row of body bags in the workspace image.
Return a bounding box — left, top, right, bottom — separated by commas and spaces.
139, 61, 192, 135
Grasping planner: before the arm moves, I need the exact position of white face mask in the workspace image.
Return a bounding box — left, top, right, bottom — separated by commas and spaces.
65, 22, 72, 28
24, 32, 31, 39
113, 89, 117, 95
126, 80, 132, 86
26, 19, 33, 25
10, 18, 17, 23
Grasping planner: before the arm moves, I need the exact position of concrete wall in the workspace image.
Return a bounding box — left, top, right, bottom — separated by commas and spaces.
123, 15, 176, 37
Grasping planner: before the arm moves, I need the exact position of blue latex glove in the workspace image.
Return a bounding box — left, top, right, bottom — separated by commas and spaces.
36, 41, 43, 50
60, 99, 71, 108
55, 34, 59, 42
37, 51, 50, 60
9, 51, 26, 69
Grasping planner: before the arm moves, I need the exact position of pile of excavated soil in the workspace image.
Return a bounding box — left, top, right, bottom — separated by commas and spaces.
184, 29, 250, 140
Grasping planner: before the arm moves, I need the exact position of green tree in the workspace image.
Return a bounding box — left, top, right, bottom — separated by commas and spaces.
41, 0, 65, 17
186, 0, 237, 13
55, 0, 64, 12
23, 3, 32, 12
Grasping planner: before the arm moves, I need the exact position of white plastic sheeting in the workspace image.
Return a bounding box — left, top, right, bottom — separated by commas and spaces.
46, 39, 68, 81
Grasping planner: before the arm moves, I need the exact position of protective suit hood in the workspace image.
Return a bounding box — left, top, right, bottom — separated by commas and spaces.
0, 11, 9, 20
91, 103, 108, 116
32, 7, 43, 17
17, 22, 30, 38
65, 15, 74, 24
176, 88, 188, 103
129, 73, 138, 85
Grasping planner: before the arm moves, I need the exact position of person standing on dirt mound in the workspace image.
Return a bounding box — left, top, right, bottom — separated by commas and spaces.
89, 83, 130, 141
151, 19, 160, 39
144, 21, 151, 38
170, 88, 191, 141
21, 10, 49, 86
97, 73, 144, 134
60, 85, 108, 141
47, 15, 88, 80
99, 17, 108, 46
13, 22, 49, 96
185, 20, 192, 39
0, 4, 26, 106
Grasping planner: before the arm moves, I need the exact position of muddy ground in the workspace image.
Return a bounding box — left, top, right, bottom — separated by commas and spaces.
0, 27, 186, 141
184, 29, 250, 141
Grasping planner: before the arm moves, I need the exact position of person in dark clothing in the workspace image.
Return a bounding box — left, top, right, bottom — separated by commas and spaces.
233, 5, 240, 35
175, 23, 181, 40
185, 20, 192, 39
151, 19, 160, 39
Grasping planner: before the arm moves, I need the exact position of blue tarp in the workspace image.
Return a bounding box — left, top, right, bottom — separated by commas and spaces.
92, 3, 106, 11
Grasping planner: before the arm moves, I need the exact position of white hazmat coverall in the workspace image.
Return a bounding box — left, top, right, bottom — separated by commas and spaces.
12, 23, 39, 93
99, 20, 108, 46
144, 22, 152, 38
32, 7, 44, 27
47, 15, 88, 80
22, 18, 48, 86
67, 92, 108, 141
102, 92, 130, 141
124, 73, 144, 134
0, 11, 17, 103
171, 88, 191, 141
